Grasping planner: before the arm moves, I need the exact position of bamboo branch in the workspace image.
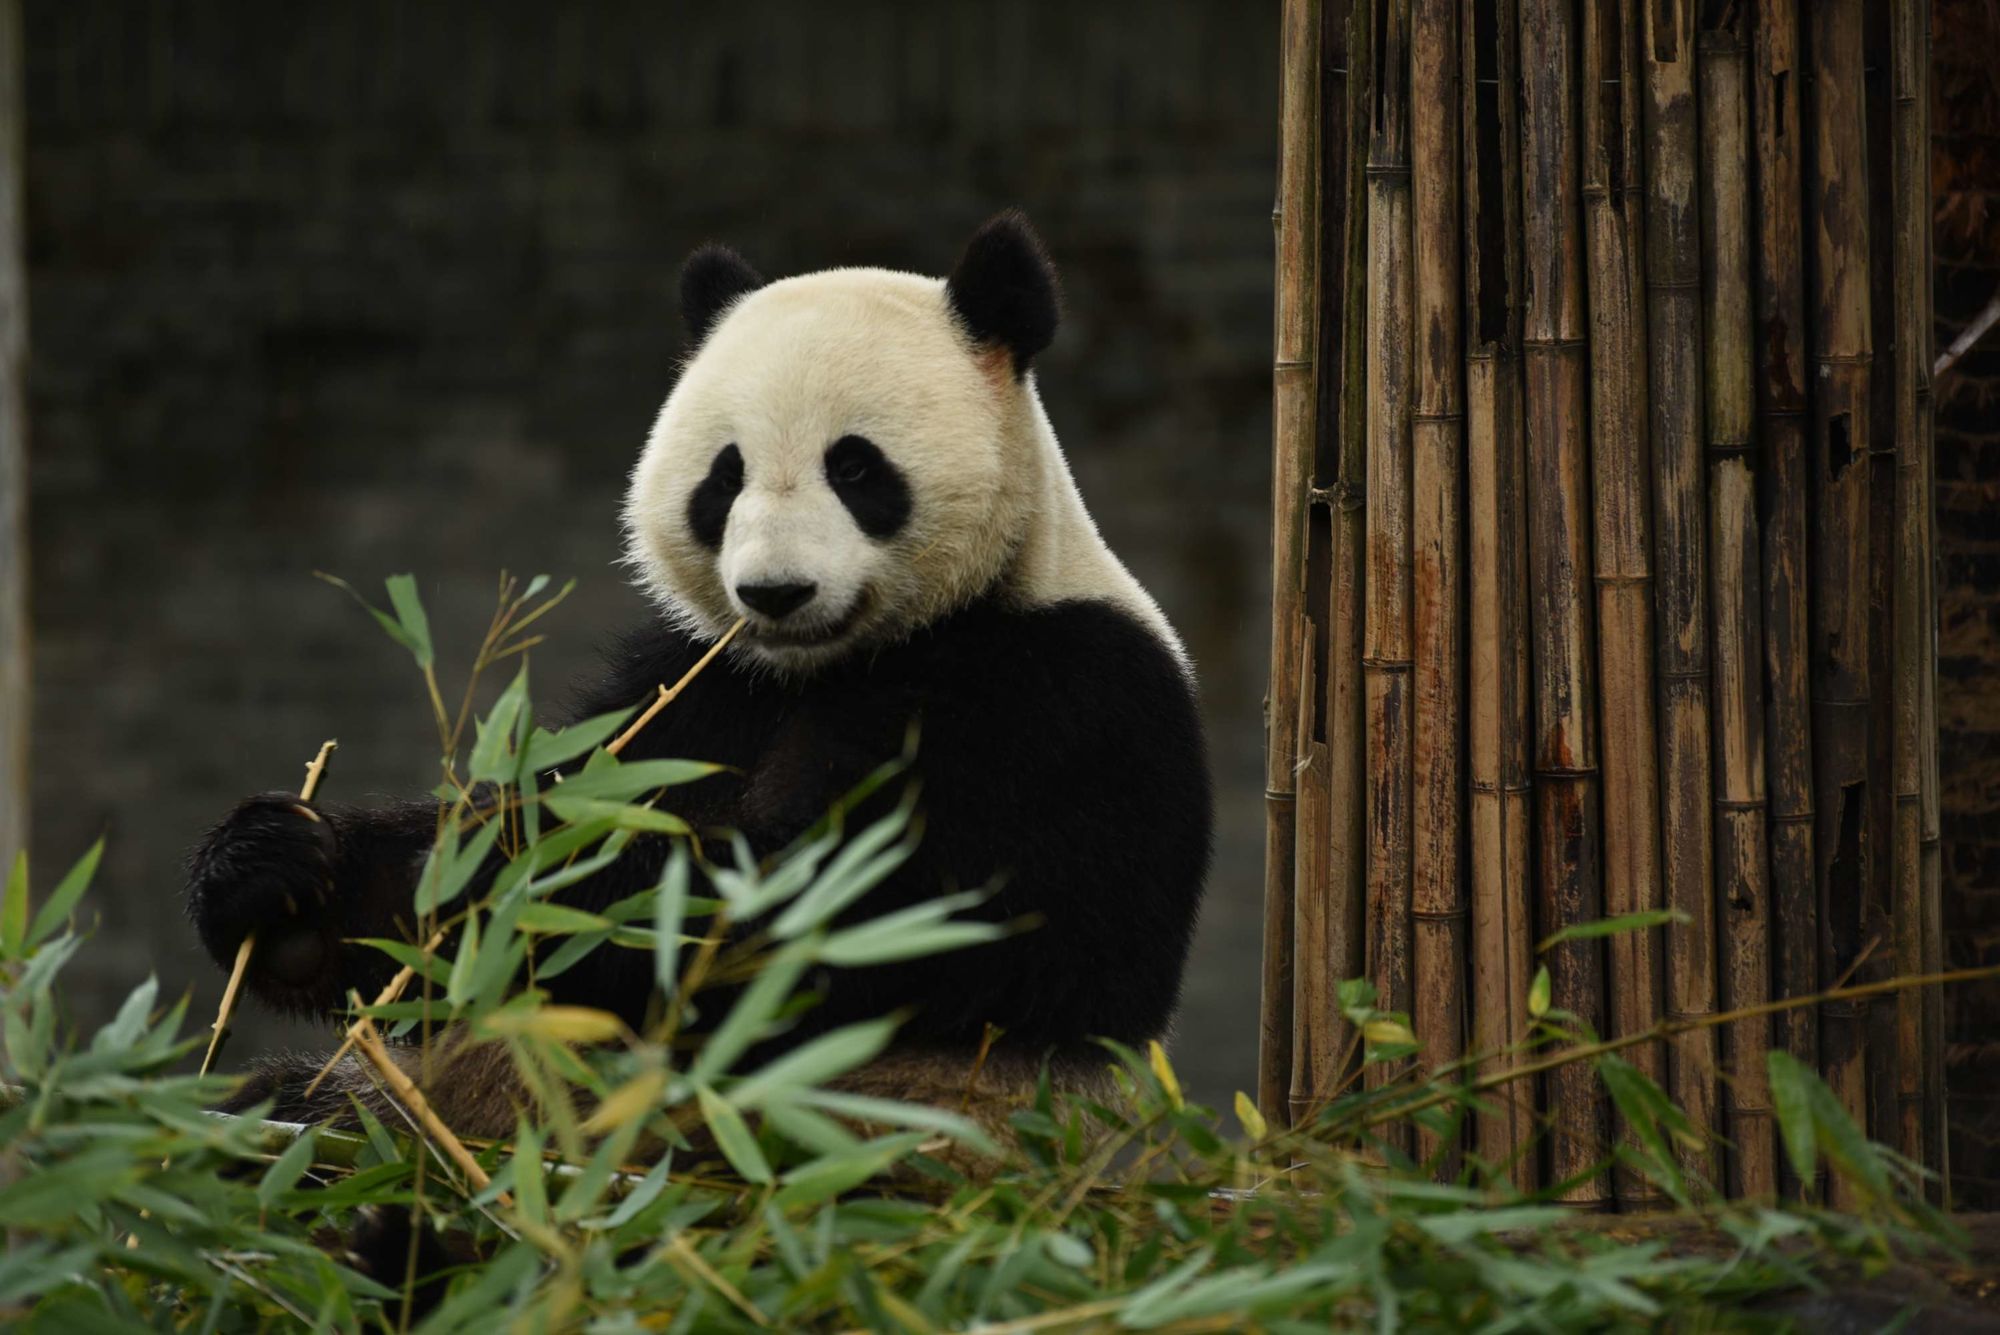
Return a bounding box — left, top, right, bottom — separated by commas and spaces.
199, 739, 338, 1079
347, 1010, 507, 1206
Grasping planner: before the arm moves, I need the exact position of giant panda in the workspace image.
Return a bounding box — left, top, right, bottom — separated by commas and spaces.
185, 210, 1212, 1147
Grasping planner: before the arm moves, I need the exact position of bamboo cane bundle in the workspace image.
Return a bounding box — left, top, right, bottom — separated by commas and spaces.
1461, 0, 1536, 1191
1697, 5, 1775, 1202
1803, 0, 1873, 1200
1640, 0, 1719, 1186
1363, 0, 1417, 1157
1887, 0, 1931, 1173
1747, 0, 1818, 1203
1517, 0, 1607, 1208
1580, 0, 1667, 1211
1261, 0, 1321, 1124
1409, 0, 1465, 1178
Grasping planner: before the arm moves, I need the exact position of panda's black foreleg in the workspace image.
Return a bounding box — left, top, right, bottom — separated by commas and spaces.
185, 794, 437, 1018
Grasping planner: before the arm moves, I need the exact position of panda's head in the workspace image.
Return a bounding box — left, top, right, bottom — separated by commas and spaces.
624, 211, 1066, 673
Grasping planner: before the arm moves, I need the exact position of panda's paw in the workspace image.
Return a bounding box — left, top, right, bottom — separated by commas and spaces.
186, 793, 340, 989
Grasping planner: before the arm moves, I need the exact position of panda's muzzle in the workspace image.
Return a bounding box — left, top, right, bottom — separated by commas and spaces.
746, 587, 870, 649
736, 580, 818, 619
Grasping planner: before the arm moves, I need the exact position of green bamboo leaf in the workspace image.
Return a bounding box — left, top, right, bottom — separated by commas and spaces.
515, 903, 612, 934
1538, 908, 1689, 951
27, 837, 103, 949
1527, 966, 1552, 1020
383, 573, 435, 669
522, 709, 636, 773
696, 1083, 772, 1184
817, 918, 1004, 968
543, 796, 690, 835
469, 664, 531, 783
447, 909, 481, 1008
541, 759, 720, 804
656, 845, 690, 996
727, 1018, 898, 1109
415, 813, 504, 916
258, 1127, 320, 1207
1767, 1049, 1820, 1189
771, 1134, 924, 1210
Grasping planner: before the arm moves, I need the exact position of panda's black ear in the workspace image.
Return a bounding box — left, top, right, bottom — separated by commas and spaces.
681, 245, 767, 347
946, 210, 1060, 376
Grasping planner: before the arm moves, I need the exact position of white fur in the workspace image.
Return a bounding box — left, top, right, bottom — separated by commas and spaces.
623, 265, 1183, 674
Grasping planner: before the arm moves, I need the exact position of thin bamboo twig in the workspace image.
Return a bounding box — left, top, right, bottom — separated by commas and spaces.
1408, 0, 1464, 1180
1698, 4, 1774, 1201
1933, 287, 2000, 379
1264, 0, 1322, 1125
1462, 0, 1535, 1191
1581, 0, 1667, 1212
1748, 0, 1819, 1203
199, 740, 338, 1079
301, 927, 450, 1099
1804, 0, 1874, 1204
1518, 0, 1606, 1208
1363, 0, 1417, 1157
1640, 0, 1718, 1187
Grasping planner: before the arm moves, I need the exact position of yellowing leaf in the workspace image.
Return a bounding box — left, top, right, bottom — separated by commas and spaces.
1147, 1040, 1184, 1110
1235, 1091, 1268, 1142
1363, 1019, 1417, 1048
1528, 966, 1552, 1020
582, 1068, 668, 1135
479, 1006, 625, 1045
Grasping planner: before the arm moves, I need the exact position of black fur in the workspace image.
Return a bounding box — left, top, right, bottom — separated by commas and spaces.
687, 443, 745, 551
185, 596, 1211, 1073
823, 434, 912, 540
680, 245, 766, 346
945, 210, 1061, 376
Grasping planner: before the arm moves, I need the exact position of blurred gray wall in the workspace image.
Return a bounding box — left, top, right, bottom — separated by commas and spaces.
21, 2, 1278, 1108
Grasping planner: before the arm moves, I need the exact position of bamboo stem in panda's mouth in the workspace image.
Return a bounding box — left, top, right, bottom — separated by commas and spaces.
199, 739, 338, 1079
606, 616, 747, 757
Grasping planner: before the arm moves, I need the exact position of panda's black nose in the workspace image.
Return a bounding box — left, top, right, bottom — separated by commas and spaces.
736, 581, 817, 619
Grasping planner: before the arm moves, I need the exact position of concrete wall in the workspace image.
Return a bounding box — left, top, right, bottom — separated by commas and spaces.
21, 1, 1279, 1106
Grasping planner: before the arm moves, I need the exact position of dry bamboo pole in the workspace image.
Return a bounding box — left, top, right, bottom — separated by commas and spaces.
1461, 0, 1537, 1192
1861, 0, 1900, 1155
1362, 0, 1417, 1159
1260, 0, 1321, 1124
1580, 0, 1667, 1212
1639, 0, 1719, 1185
1803, 0, 1874, 1200
1278, 0, 1325, 1129
1408, 0, 1464, 1178
1292, 0, 1374, 1126
1915, 9, 1945, 1193
1697, 5, 1775, 1201
1517, 0, 1607, 1208
1888, 0, 1932, 1174
1747, 0, 1819, 1203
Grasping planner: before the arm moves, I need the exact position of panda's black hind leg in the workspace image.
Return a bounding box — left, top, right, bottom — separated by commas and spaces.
333, 1205, 471, 1324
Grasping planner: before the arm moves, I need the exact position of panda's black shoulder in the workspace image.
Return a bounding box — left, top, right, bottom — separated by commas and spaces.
897, 596, 1208, 781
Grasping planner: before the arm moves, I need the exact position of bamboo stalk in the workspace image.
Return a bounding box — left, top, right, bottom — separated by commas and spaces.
1408, 0, 1463, 1179
1293, 0, 1374, 1127
1362, 0, 1417, 1160
1803, 0, 1874, 1203
1517, 0, 1606, 1208
1580, 0, 1666, 1212
1862, 0, 1901, 1158
1888, 0, 1932, 1177
1917, 30, 1945, 1194
1261, 0, 1322, 1124
1461, 0, 1536, 1192
1640, 0, 1718, 1186
1697, 5, 1774, 1201
1747, 0, 1818, 1203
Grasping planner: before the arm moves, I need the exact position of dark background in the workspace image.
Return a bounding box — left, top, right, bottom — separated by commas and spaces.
16, 0, 2000, 1180
21, 2, 1281, 1109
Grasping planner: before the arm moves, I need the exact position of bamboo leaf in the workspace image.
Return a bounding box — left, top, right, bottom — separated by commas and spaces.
258, 1127, 320, 1208
696, 1083, 772, 1184
479, 1006, 626, 1045
1528, 967, 1552, 1020
1147, 1041, 1184, 1110
2, 851, 25, 957
727, 1018, 898, 1109
383, 573, 435, 670
1235, 1091, 1268, 1142
514, 903, 612, 935
26, 838, 103, 949
522, 709, 637, 773
469, 664, 531, 783
1537, 909, 1689, 951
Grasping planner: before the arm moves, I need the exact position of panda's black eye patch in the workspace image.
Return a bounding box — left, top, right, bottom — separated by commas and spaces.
823, 435, 911, 540
687, 444, 743, 551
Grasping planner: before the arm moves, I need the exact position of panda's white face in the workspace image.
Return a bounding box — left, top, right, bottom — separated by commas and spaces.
624, 267, 1035, 673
